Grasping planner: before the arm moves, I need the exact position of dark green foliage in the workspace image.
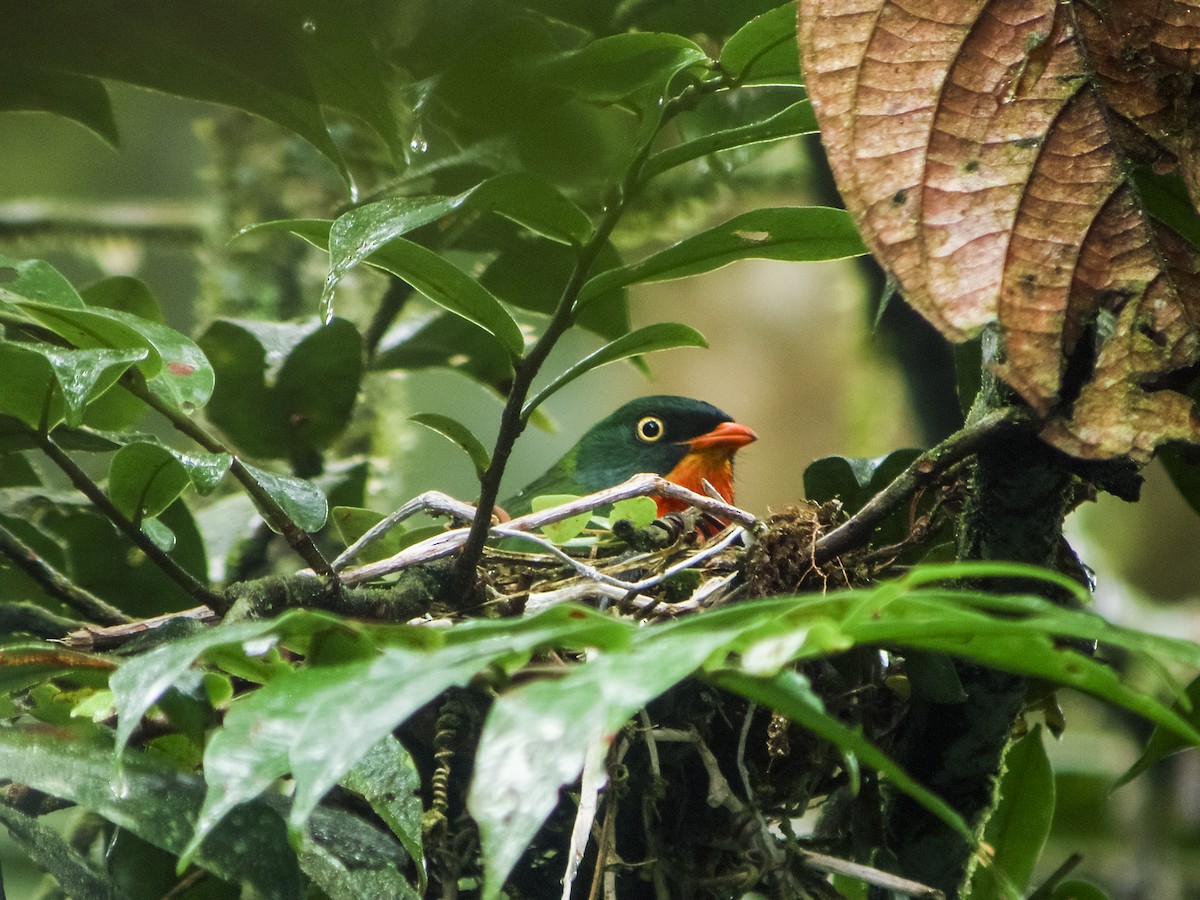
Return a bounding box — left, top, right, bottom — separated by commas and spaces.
1, 2, 1199, 898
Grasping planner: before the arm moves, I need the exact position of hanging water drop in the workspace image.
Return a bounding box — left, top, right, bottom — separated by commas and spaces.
301, 18, 317, 34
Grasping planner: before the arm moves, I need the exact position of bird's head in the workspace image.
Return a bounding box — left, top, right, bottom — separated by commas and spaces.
573, 395, 757, 514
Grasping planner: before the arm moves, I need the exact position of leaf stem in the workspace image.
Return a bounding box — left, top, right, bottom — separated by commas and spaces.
120, 372, 336, 578
0, 522, 130, 626
29, 428, 225, 611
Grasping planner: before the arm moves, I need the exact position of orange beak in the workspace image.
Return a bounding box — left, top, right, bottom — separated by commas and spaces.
685, 421, 758, 452
659, 420, 757, 518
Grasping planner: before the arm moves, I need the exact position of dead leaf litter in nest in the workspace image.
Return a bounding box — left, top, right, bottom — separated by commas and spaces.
799, 0, 1200, 461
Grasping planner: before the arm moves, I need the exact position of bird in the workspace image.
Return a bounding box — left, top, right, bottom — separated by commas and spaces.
503, 395, 757, 519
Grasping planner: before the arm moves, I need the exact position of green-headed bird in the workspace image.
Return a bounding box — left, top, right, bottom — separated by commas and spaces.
503, 395, 757, 517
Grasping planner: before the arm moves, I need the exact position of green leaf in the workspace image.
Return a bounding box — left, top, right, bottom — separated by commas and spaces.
241, 462, 329, 534
341, 736, 426, 893
522, 322, 708, 418
1160, 445, 1200, 520
1, 262, 213, 410
1114, 674, 1200, 789
0, 801, 115, 900
531, 494, 591, 543
330, 507, 414, 562
464, 172, 593, 246
523, 33, 711, 103
470, 613, 751, 899
641, 100, 817, 181
409, 413, 492, 479
577, 207, 866, 305
298, 835, 421, 900
0, 61, 118, 145
80, 274, 162, 321
0, 725, 301, 899
0, 1, 401, 183
0, 341, 147, 429
249, 206, 520, 359
968, 726, 1055, 896
199, 317, 362, 460
804, 450, 922, 511
365, 238, 525, 359
110, 611, 346, 758
0, 254, 85, 307
1132, 167, 1200, 248
191, 606, 623, 858
315, 175, 590, 321
720, 3, 802, 84
320, 196, 458, 311
108, 442, 232, 522
610, 496, 658, 528
108, 443, 190, 522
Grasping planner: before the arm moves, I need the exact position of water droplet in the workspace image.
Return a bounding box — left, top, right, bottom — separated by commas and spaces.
301, 18, 317, 34
111, 770, 131, 800
409, 136, 428, 154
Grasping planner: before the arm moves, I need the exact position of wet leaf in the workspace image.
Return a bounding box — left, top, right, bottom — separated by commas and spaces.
0, 724, 301, 899
108, 442, 232, 521
522, 323, 707, 417
341, 736, 426, 892
241, 462, 328, 534
576, 207, 865, 305
798, 0, 1200, 460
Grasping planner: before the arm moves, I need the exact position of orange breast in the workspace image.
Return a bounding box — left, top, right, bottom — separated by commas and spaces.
659, 449, 736, 516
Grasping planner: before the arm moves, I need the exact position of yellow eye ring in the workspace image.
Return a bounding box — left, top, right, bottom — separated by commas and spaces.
636, 415, 665, 442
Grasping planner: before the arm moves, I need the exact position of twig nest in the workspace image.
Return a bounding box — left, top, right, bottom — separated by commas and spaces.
743, 501, 876, 597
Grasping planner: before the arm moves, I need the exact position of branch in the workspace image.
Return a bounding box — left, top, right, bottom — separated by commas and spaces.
451, 75, 734, 592
31, 428, 225, 611
0, 521, 131, 626
121, 372, 336, 578
336, 474, 755, 586
811, 407, 1029, 563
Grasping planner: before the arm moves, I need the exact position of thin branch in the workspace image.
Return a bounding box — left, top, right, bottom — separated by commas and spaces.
62, 605, 218, 651
31, 428, 225, 611
452, 74, 734, 593
336, 474, 755, 585
0, 521, 131, 626
812, 407, 1028, 562
797, 850, 943, 898
333, 490, 482, 571
121, 371, 335, 578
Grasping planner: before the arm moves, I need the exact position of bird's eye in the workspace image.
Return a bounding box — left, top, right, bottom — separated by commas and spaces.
636, 415, 665, 442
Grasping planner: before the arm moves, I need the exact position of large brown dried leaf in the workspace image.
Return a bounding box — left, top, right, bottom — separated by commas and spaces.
799, 0, 1200, 460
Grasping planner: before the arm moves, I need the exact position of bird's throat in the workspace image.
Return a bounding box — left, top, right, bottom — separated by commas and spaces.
659, 448, 736, 516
